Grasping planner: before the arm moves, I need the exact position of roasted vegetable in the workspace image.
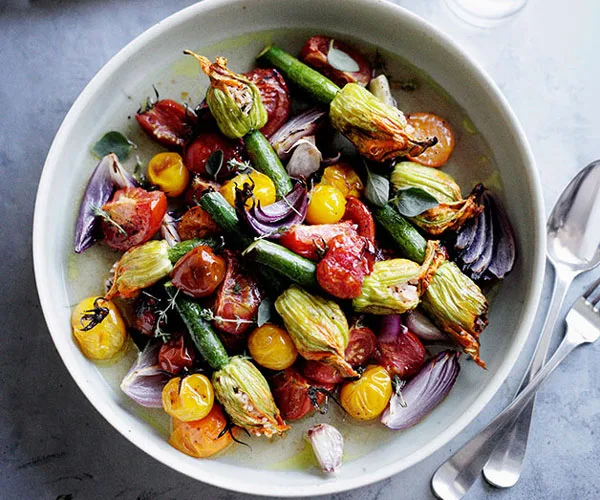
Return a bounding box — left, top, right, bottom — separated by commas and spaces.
374, 315, 426, 378
306, 184, 347, 225
340, 365, 392, 420
162, 373, 215, 422
248, 324, 298, 370
171, 245, 226, 298
71, 296, 127, 360
136, 98, 197, 149
245, 67, 291, 138
147, 152, 189, 197
406, 112, 455, 167
307, 423, 344, 474
275, 286, 357, 378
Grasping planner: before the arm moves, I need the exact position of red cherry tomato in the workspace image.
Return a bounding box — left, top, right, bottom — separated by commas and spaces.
345, 325, 377, 367
270, 368, 333, 421
213, 252, 262, 336
302, 360, 344, 385
374, 325, 426, 379
342, 196, 376, 242
299, 36, 372, 87
101, 187, 167, 252
406, 112, 455, 168
177, 206, 220, 240
279, 221, 357, 260
135, 99, 197, 149
133, 291, 163, 336
171, 246, 226, 298
316, 232, 374, 299
158, 334, 196, 375
244, 68, 291, 138
183, 132, 244, 177
185, 176, 221, 206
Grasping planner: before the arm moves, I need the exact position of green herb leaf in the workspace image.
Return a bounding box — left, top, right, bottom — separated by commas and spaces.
327, 39, 360, 73
92, 131, 134, 161
393, 187, 439, 217
365, 168, 390, 207
257, 297, 274, 327
205, 150, 224, 180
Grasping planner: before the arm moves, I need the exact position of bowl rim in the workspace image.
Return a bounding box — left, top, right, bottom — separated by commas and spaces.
32, 0, 546, 496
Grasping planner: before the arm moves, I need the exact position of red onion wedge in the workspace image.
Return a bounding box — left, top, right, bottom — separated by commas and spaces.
120, 341, 170, 408
74, 153, 138, 253
160, 211, 181, 247
241, 182, 308, 238
381, 350, 460, 431
306, 423, 344, 473
269, 108, 326, 161
404, 309, 448, 342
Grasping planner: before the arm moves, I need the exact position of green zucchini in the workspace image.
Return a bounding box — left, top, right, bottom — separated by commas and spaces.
166, 237, 223, 264
374, 204, 428, 264
198, 191, 253, 247
245, 129, 293, 198
257, 44, 340, 105
244, 239, 318, 288
165, 284, 230, 370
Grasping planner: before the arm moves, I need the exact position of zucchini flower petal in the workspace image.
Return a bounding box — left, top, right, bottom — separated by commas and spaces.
391, 161, 462, 203
391, 162, 484, 235
212, 356, 288, 437
275, 286, 357, 378
329, 83, 436, 162
106, 240, 173, 299
186, 52, 267, 138
421, 261, 489, 367
352, 259, 421, 315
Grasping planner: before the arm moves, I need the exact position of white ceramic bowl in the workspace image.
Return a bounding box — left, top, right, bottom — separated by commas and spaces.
33, 0, 545, 496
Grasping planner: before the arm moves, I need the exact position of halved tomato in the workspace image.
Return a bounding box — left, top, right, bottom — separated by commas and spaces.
406, 112, 455, 167
171, 246, 226, 298
279, 221, 357, 260
136, 99, 197, 149
101, 187, 167, 252
183, 132, 244, 177
245, 68, 291, 138
342, 196, 376, 242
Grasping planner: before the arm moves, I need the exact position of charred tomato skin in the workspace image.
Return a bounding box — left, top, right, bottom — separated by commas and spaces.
302, 360, 344, 385
342, 196, 376, 242
244, 68, 291, 138
345, 325, 377, 367
171, 246, 226, 298
178, 206, 220, 240
270, 367, 334, 421
299, 36, 372, 87
213, 252, 262, 336
136, 99, 197, 149
279, 221, 357, 260
374, 326, 427, 379
158, 334, 196, 375
183, 132, 244, 177
101, 187, 167, 252
316, 232, 374, 299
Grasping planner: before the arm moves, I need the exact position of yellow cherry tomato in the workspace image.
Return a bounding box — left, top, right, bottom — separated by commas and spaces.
71, 296, 127, 360
340, 365, 392, 421
321, 163, 364, 198
248, 324, 298, 370
220, 171, 276, 209
169, 404, 235, 458
162, 373, 215, 422
148, 152, 189, 197
306, 184, 347, 225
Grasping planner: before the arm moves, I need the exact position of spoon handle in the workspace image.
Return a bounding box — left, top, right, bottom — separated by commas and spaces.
431, 321, 582, 500
482, 268, 573, 488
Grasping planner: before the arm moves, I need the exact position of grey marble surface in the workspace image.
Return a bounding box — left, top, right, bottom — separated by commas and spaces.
1, 0, 599, 499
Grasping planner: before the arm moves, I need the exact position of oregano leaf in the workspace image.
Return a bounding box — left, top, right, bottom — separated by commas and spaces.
394, 187, 439, 217
205, 150, 224, 180
92, 131, 134, 161
365, 168, 390, 207
327, 39, 360, 73
257, 297, 274, 327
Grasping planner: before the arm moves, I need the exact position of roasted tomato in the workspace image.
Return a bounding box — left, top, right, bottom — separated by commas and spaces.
183, 132, 244, 177
340, 365, 392, 420
306, 184, 347, 225
171, 246, 226, 298
178, 206, 220, 240
321, 163, 365, 198
136, 99, 197, 149
158, 334, 196, 375
248, 324, 298, 370
374, 325, 426, 379
302, 360, 344, 385
406, 112, 455, 167
316, 232, 374, 299
270, 368, 333, 421
244, 68, 291, 138
133, 290, 165, 336
342, 197, 376, 242
162, 373, 214, 422
185, 176, 221, 206
345, 325, 377, 367
169, 404, 235, 458
279, 220, 357, 260
213, 252, 262, 335
299, 36, 372, 87
101, 187, 167, 252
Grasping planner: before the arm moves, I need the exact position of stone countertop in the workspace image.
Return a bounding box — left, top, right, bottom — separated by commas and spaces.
1, 0, 599, 499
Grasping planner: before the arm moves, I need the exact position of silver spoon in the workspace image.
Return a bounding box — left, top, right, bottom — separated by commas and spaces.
430, 159, 600, 499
